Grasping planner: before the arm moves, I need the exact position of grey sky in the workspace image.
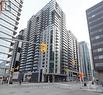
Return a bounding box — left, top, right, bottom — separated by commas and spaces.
18, 0, 101, 43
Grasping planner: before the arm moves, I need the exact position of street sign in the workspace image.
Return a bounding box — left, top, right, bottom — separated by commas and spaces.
12, 72, 19, 79
40, 42, 47, 53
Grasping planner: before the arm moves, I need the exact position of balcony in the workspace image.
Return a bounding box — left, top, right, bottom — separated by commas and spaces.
13, 31, 17, 35
14, 26, 18, 30
16, 17, 20, 21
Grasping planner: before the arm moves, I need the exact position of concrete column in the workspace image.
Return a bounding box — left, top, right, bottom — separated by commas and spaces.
52, 75, 55, 82
48, 76, 49, 83
42, 73, 44, 82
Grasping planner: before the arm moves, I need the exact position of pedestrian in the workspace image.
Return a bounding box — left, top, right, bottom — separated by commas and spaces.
92, 81, 94, 85
18, 71, 23, 85
1, 76, 4, 85
18, 77, 22, 85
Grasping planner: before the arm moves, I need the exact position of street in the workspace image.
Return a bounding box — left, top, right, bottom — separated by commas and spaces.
0, 83, 102, 95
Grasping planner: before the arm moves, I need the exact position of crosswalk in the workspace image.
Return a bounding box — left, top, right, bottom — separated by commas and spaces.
13, 84, 57, 89
1, 83, 74, 89
1, 82, 102, 93
0, 83, 101, 95
7, 83, 81, 90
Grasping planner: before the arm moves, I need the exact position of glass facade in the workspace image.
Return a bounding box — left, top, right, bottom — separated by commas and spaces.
79, 41, 91, 81
0, 0, 23, 75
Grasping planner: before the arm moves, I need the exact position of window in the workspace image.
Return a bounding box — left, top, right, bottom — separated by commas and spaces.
51, 11, 54, 24
98, 29, 102, 32
18, 8, 22, 12
99, 55, 103, 59
19, 4, 22, 8
94, 56, 98, 60
50, 30, 53, 43
20, 0, 23, 4
16, 17, 20, 21
17, 12, 21, 16
17, 47, 21, 52
94, 55, 103, 60
95, 35, 100, 39
91, 15, 95, 17
55, 2, 58, 9
36, 17, 39, 22
97, 48, 103, 52
14, 26, 18, 30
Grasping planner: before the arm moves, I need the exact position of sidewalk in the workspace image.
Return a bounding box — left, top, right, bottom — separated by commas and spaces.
81, 83, 103, 93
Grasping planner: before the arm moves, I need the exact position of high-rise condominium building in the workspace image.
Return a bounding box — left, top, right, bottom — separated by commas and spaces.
0, 0, 23, 76
79, 41, 92, 81
20, 0, 67, 82
86, 1, 103, 82
19, 0, 79, 82
67, 31, 79, 81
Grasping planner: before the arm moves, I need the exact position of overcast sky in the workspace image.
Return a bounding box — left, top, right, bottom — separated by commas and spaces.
18, 0, 101, 44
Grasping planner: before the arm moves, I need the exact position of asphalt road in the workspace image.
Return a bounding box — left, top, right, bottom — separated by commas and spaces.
0, 83, 101, 95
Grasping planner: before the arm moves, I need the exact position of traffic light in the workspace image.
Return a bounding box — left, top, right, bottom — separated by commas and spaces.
40, 42, 47, 53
